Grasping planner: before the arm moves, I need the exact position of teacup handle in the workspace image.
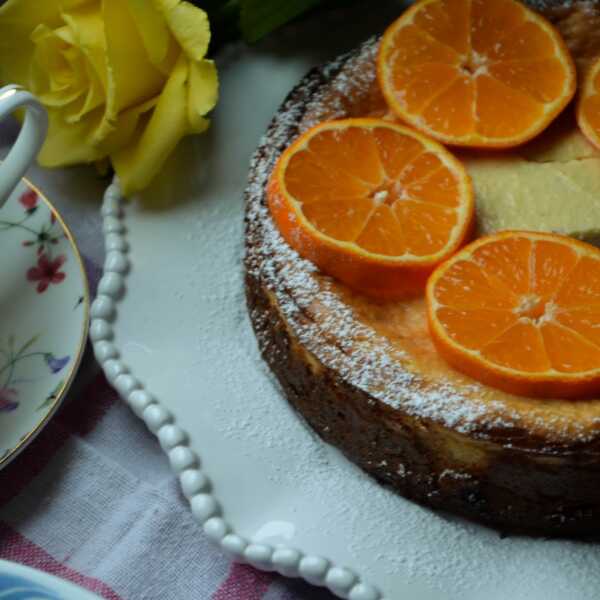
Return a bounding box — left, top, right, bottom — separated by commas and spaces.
0, 85, 48, 209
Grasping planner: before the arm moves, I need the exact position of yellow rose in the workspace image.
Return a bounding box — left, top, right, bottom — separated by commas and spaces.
0, 0, 218, 195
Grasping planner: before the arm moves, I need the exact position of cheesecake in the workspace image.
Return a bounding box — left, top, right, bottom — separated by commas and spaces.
245, 2, 600, 535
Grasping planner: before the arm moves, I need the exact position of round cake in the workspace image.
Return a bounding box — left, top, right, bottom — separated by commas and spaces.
245, 1, 600, 536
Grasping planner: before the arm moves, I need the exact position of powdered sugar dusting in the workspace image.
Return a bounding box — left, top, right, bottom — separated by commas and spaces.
244, 33, 600, 447
526, 0, 576, 7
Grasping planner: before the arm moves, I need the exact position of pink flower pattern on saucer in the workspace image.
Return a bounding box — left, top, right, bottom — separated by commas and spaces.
27, 254, 66, 293
1, 189, 67, 293
0, 388, 18, 412
0, 179, 88, 468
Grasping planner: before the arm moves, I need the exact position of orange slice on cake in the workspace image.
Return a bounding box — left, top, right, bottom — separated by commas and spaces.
427, 231, 600, 398
577, 56, 600, 149
377, 0, 577, 148
267, 118, 474, 298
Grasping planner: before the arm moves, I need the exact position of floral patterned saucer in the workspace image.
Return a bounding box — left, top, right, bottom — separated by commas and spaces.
0, 177, 88, 469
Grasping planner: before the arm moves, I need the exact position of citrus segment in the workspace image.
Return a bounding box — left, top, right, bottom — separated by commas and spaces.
409, 169, 461, 208
391, 63, 460, 114
435, 307, 518, 350
268, 118, 474, 298
474, 75, 546, 139
555, 256, 600, 309
432, 259, 516, 310
398, 152, 444, 186
487, 59, 568, 103
531, 239, 579, 299
470, 0, 525, 54
387, 24, 460, 68
413, 0, 470, 55
485, 20, 557, 61
469, 234, 531, 296
421, 76, 476, 138
577, 57, 600, 150
372, 127, 423, 179
557, 309, 600, 348
480, 321, 550, 373
354, 205, 406, 256
427, 232, 600, 398
302, 196, 373, 241
395, 201, 457, 255
540, 322, 600, 373
378, 0, 577, 147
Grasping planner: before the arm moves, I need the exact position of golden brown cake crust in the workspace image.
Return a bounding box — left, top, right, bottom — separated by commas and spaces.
543, 1, 600, 73
245, 2, 600, 535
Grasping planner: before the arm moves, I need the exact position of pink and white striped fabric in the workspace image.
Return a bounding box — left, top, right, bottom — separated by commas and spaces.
0, 241, 337, 599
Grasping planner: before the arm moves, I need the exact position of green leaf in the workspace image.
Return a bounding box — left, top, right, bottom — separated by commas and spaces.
37, 380, 64, 412
16, 334, 40, 358
240, 0, 322, 43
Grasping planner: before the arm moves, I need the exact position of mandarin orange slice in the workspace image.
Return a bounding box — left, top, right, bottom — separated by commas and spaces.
377, 0, 577, 148
267, 118, 474, 298
427, 231, 600, 398
577, 56, 600, 149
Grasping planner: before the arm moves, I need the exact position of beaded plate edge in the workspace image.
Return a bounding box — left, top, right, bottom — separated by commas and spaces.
89, 177, 385, 600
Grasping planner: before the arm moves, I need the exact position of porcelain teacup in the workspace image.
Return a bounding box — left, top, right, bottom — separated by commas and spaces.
0, 85, 47, 208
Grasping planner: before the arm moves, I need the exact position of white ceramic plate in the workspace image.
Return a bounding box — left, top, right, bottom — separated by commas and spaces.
0, 177, 89, 470
91, 14, 600, 600
0, 559, 101, 599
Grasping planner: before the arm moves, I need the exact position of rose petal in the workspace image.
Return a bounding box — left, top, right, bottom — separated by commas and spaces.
38, 107, 106, 166
102, 0, 166, 116
27, 5, 113, 163
0, 0, 63, 85
154, 0, 210, 62
97, 96, 156, 155
60, 5, 108, 120
111, 53, 190, 195
29, 24, 81, 106
126, 0, 174, 73
188, 58, 218, 131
